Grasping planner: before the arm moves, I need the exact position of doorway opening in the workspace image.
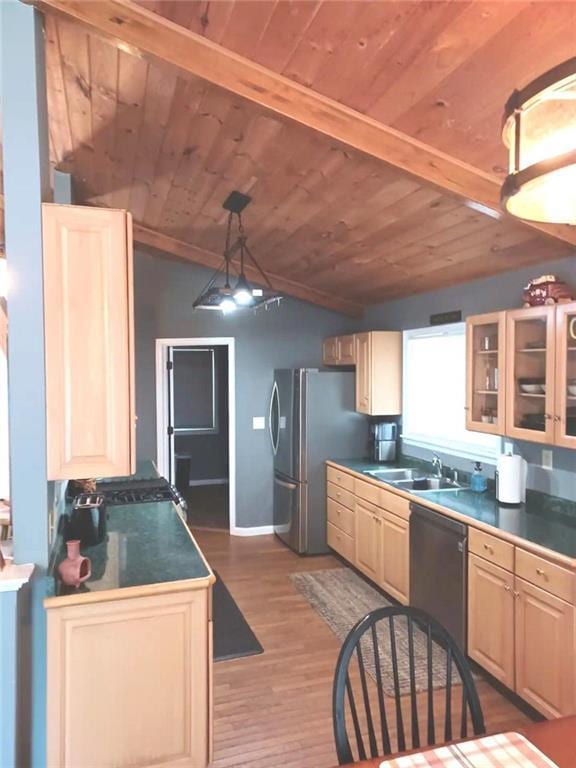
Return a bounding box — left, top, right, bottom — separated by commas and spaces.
156, 338, 236, 533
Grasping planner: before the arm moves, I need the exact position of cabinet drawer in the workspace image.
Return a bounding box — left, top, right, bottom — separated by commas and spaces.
327, 498, 355, 537
327, 522, 355, 562
327, 482, 355, 510
379, 488, 410, 521
469, 528, 514, 572
326, 465, 355, 492
515, 548, 575, 604
354, 478, 380, 506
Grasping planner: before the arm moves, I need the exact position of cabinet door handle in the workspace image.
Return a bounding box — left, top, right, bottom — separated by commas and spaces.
503, 584, 511, 592
554, 415, 561, 422
513, 590, 520, 598
544, 413, 552, 420
483, 543, 494, 554
535, 567, 548, 579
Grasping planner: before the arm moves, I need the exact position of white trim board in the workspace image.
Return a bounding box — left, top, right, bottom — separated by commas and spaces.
232, 526, 275, 537
155, 337, 239, 534
188, 478, 228, 487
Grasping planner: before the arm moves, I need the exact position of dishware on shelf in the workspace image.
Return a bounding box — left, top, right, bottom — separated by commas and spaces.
58, 540, 91, 588
518, 377, 545, 394
567, 382, 576, 397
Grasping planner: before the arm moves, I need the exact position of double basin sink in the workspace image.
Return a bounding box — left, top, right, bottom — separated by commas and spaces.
362, 467, 467, 493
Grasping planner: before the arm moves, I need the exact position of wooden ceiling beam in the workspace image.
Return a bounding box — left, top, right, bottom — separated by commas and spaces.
133, 224, 363, 317
29, 0, 576, 247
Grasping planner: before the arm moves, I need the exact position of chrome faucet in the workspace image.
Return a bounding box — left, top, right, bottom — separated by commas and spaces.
432, 453, 443, 478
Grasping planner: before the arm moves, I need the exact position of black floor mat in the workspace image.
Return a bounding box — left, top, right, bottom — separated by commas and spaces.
213, 571, 264, 662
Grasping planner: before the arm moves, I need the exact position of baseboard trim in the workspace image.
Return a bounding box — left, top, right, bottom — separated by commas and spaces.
188, 478, 229, 487
230, 525, 275, 537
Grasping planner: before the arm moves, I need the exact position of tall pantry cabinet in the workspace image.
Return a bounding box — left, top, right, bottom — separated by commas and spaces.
42, 204, 136, 480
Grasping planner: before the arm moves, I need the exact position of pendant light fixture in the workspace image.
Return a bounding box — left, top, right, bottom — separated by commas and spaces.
501, 57, 576, 224
193, 191, 282, 314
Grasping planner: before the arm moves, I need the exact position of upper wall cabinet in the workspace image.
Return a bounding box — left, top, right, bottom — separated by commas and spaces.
43, 204, 135, 480
466, 312, 506, 435
506, 306, 556, 444
466, 302, 576, 448
555, 303, 576, 449
322, 334, 356, 365
355, 332, 402, 416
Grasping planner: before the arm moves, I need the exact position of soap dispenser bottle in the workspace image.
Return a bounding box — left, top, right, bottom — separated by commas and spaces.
470, 461, 488, 493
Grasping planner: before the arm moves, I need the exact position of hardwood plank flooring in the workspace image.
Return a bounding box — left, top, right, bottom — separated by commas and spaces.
193, 531, 532, 768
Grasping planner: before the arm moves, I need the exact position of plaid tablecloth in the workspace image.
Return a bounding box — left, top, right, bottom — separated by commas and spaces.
379, 732, 559, 767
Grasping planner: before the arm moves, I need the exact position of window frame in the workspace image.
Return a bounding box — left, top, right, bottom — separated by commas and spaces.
401, 322, 501, 464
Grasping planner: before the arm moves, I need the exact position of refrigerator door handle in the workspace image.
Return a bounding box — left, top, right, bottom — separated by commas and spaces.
274, 476, 298, 491
269, 380, 280, 456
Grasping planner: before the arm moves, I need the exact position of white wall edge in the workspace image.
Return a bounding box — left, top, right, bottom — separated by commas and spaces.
231, 525, 275, 537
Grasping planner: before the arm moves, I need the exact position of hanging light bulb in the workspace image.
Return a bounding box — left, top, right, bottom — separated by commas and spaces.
234, 273, 254, 306
220, 296, 237, 314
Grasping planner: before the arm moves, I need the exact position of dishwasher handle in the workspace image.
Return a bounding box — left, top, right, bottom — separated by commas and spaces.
409, 502, 468, 538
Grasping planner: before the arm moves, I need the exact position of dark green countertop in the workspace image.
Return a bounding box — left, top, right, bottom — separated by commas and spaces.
47, 500, 212, 601
329, 458, 576, 560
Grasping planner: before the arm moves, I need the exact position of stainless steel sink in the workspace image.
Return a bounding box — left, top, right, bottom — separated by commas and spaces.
363, 468, 416, 482
392, 476, 467, 492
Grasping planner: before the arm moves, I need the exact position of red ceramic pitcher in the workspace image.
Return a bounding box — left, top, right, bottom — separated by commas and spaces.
58, 540, 91, 588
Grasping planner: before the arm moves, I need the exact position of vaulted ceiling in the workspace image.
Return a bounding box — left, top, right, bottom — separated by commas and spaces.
9, 1, 576, 315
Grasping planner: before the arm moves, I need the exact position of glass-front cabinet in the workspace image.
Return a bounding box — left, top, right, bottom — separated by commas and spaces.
466, 312, 506, 434
505, 306, 555, 444
555, 302, 576, 448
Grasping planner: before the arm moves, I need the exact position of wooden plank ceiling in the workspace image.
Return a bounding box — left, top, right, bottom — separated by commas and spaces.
20, 3, 576, 312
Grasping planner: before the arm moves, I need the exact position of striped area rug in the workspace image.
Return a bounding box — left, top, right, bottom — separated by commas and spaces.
290, 567, 465, 697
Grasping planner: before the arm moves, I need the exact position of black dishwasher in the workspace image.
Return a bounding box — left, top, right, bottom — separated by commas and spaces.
409, 502, 468, 652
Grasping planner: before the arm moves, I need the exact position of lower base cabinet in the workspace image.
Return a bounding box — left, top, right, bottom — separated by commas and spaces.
468, 554, 515, 689
47, 587, 212, 768
468, 552, 575, 718
515, 577, 575, 719
354, 500, 382, 583
380, 511, 409, 604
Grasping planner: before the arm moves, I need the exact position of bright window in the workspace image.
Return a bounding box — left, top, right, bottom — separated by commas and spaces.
0, 307, 9, 500
402, 323, 500, 462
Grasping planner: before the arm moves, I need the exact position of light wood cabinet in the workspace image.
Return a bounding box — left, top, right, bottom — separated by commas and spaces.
323, 336, 340, 365
43, 203, 135, 480
468, 554, 515, 688
466, 312, 506, 434
322, 334, 356, 365
466, 303, 576, 447
555, 302, 576, 448
355, 331, 402, 415
354, 499, 382, 582
515, 577, 574, 719
380, 510, 409, 604
505, 306, 556, 444
46, 587, 212, 768
469, 543, 576, 718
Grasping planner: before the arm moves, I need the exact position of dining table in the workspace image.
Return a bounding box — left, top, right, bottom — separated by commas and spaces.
338, 715, 576, 767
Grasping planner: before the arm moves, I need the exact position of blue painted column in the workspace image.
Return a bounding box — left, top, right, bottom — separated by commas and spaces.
0, 591, 19, 767
1, 2, 52, 766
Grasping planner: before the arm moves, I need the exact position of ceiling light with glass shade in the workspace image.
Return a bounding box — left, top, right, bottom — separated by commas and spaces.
193, 191, 282, 314
501, 57, 576, 224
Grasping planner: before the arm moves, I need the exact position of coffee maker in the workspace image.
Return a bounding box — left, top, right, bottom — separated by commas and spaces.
371, 422, 398, 462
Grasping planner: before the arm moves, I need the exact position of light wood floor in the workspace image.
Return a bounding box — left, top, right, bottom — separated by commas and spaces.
193, 530, 532, 768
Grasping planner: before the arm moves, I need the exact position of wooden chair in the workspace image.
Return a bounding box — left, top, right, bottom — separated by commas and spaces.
332, 606, 485, 765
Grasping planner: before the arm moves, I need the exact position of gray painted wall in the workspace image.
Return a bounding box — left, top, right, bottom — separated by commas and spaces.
363, 254, 576, 500
134, 251, 359, 528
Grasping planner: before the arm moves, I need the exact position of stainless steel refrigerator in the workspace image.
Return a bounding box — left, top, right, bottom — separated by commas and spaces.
270, 369, 367, 554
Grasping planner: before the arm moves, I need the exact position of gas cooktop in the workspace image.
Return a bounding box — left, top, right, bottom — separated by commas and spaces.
97, 478, 186, 509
